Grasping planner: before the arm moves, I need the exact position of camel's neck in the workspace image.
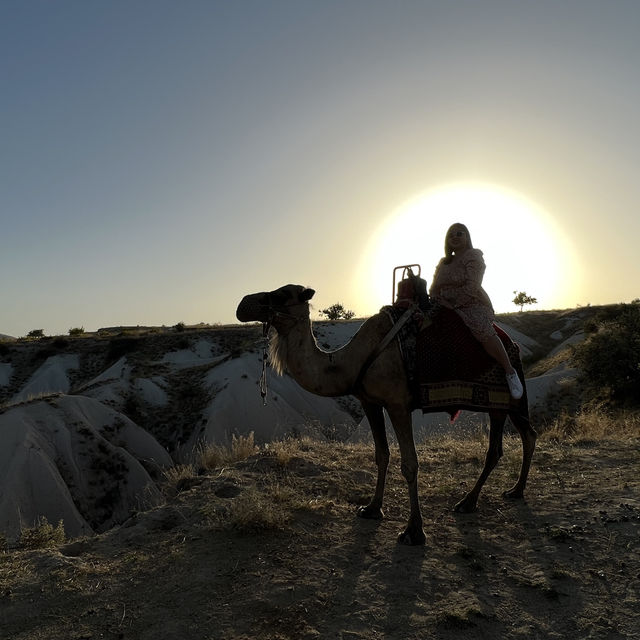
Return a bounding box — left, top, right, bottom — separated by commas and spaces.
270, 317, 371, 397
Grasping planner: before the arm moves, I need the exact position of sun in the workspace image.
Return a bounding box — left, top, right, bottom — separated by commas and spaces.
354, 182, 580, 315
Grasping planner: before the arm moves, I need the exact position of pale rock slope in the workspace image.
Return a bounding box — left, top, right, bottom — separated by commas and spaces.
190, 352, 355, 447
11, 354, 79, 403
0, 394, 171, 542
80, 356, 134, 408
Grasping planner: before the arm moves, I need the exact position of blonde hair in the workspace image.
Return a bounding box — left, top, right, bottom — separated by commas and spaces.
443, 223, 473, 264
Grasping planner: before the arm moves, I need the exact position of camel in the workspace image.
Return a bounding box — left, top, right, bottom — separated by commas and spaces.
236, 284, 537, 545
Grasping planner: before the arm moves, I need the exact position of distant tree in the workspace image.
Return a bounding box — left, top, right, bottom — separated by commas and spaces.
27, 329, 44, 339
512, 291, 538, 312
320, 303, 355, 321
68, 327, 85, 336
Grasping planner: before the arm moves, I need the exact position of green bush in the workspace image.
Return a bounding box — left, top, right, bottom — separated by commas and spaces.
68, 327, 85, 336
572, 303, 640, 406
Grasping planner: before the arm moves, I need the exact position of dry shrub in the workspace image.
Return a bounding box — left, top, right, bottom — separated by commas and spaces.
436, 435, 484, 467
226, 484, 291, 533
229, 432, 259, 461
196, 432, 258, 471
195, 442, 226, 470
18, 517, 66, 550
162, 464, 197, 495
544, 407, 640, 443
268, 437, 304, 467
217, 473, 333, 533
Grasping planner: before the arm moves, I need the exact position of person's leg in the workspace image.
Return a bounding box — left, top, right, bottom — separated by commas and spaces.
481, 332, 515, 374
481, 333, 523, 399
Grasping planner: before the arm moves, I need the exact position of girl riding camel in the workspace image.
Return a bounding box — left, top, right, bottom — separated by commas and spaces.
429, 222, 523, 399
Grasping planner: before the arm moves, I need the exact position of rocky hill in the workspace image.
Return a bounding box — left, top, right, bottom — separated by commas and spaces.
0, 306, 597, 544
1, 422, 638, 640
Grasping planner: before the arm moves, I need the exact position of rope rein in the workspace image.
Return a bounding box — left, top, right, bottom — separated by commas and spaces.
259, 322, 270, 405
257, 300, 305, 405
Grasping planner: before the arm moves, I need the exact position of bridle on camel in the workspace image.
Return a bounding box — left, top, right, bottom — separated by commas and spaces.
257, 295, 307, 405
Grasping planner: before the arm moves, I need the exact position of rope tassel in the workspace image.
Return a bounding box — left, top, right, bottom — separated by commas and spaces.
260, 322, 269, 405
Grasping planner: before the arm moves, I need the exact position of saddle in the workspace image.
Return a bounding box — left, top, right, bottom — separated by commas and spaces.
383, 303, 528, 418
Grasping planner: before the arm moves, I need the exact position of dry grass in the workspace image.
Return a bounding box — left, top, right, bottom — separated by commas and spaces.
224, 485, 292, 532
213, 473, 334, 534
18, 517, 66, 550
196, 432, 259, 471
163, 433, 259, 496
542, 407, 640, 443
162, 463, 197, 495
266, 436, 307, 466
1, 409, 639, 640
164, 410, 639, 542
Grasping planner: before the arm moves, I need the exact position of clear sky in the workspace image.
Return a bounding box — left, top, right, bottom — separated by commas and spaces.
2, 1, 639, 337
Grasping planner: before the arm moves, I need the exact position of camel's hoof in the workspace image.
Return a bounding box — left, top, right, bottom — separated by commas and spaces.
503, 488, 524, 500
397, 527, 426, 546
454, 498, 478, 514
357, 504, 384, 520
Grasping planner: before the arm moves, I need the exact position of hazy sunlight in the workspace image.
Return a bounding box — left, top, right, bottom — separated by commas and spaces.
354, 183, 581, 315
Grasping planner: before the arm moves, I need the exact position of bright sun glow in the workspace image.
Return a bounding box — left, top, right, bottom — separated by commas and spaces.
354, 182, 580, 315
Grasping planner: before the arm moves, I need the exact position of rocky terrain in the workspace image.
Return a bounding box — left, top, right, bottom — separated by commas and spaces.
1, 306, 639, 639
1, 423, 638, 640
0, 306, 592, 544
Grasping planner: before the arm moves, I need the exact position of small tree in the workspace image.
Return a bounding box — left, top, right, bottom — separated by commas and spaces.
27, 329, 45, 339
68, 327, 85, 336
512, 291, 537, 312
320, 303, 355, 321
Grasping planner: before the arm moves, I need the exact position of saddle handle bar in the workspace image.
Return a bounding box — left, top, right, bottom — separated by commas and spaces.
392, 264, 421, 304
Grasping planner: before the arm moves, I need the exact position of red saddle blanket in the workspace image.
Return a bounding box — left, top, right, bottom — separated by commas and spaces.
384, 305, 528, 418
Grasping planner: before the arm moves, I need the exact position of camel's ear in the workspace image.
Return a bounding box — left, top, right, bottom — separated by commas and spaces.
301, 287, 315, 302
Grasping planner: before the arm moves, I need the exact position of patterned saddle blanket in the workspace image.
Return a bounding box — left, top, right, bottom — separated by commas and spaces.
382, 305, 528, 418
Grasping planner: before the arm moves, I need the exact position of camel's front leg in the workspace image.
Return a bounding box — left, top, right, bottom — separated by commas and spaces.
357, 401, 388, 520
388, 406, 426, 545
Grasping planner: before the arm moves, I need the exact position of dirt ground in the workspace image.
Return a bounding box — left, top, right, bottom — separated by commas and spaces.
1, 433, 639, 640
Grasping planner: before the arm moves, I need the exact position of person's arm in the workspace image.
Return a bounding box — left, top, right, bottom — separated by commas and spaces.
457, 250, 486, 297
439, 251, 486, 308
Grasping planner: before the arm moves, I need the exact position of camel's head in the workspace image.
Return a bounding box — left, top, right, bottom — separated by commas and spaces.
236, 284, 316, 325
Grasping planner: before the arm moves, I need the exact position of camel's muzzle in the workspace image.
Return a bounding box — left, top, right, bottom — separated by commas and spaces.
236, 293, 269, 323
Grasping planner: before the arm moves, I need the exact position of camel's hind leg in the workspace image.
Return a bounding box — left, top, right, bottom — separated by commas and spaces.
454, 412, 506, 513
357, 401, 389, 521
503, 413, 537, 500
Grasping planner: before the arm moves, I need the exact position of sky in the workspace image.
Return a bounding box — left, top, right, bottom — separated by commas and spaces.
2, 0, 640, 337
